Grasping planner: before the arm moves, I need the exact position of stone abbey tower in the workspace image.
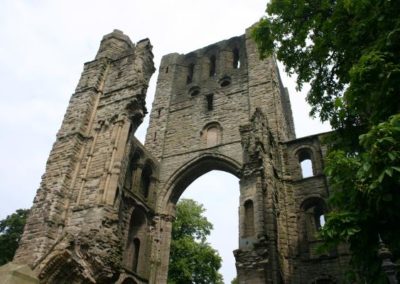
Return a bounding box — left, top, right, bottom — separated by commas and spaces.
8, 28, 350, 283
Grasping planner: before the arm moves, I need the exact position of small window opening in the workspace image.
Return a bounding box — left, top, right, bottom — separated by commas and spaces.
319, 214, 326, 228
300, 159, 313, 178
189, 86, 200, 97
132, 238, 140, 272
219, 76, 231, 87
157, 108, 162, 118
165, 66, 169, 73
298, 150, 314, 178
187, 63, 195, 84
209, 55, 216, 77
206, 94, 214, 111
153, 132, 157, 142
233, 48, 240, 69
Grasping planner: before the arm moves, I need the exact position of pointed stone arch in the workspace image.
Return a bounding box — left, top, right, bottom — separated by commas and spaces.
160, 153, 242, 211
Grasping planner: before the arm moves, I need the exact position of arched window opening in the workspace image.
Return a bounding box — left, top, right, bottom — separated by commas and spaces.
187, 63, 195, 84
302, 198, 326, 242
209, 55, 216, 77
132, 238, 140, 272
126, 208, 147, 273
165, 66, 169, 74
189, 86, 200, 97
233, 48, 240, 69
140, 164, 152, 198
202, 123, 222, 148
243, 200, 255, 237
206, 127, 218, 147
298, 149, 314, 178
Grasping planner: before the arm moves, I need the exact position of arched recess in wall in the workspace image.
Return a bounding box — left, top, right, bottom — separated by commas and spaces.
38, 252, 90, 284
300, 197, 327, 243
162, 153, 242, 208
296, 147, 315, 178
243, 199, 255, 237
125, 207, 148, 274
201, 122, 223, 148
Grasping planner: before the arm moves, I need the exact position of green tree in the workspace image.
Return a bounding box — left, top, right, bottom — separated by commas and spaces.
0, 209, 29, 265
252, 0, 400, 282
168, 199, 223, 284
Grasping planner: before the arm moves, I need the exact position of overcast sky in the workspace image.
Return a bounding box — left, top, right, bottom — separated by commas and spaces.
0, 0, 330, 282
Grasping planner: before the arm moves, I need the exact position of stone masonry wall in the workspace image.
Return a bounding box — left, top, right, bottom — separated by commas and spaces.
10, 27, 351, 284
14, 30, 156, 283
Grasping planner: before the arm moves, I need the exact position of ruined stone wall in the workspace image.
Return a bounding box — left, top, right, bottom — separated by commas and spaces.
278, 134, 350, 283
144, 27, 297, 283
9, 27, 352, 284
14, 30, 157, 284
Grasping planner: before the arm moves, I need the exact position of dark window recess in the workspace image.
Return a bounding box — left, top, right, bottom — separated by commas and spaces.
165, 66, 169, 73
233, 48, 240, 69
206, 94, 214, 111
189, 86, 200, 96
209, 56, 216, 77
187, 63, 195, 84
132, 238, 140, 272
219, 76, 231, 87
157, 108, 162, 118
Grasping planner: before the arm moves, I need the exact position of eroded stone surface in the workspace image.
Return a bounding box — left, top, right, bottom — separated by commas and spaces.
11, 28, 350, 284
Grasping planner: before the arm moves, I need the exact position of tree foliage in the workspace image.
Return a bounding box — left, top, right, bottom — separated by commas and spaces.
168, 199, 223, 284
0, 209, 29, 265
252, 0, 400, 282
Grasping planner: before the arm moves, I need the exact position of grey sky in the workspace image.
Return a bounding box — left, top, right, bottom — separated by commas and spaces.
0, 0, 330, 282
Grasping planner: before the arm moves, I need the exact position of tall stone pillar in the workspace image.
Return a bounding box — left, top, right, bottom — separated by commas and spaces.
12, 30, 155, 283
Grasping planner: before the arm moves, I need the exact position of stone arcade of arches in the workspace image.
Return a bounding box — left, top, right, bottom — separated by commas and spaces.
8, 28, 350, 284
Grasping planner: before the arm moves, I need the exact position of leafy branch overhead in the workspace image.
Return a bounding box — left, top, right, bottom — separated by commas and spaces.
253, 0, 400, 282
252, 0, 400, 130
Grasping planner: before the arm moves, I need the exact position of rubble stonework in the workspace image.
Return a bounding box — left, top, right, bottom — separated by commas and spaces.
8, 28, 350, 283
